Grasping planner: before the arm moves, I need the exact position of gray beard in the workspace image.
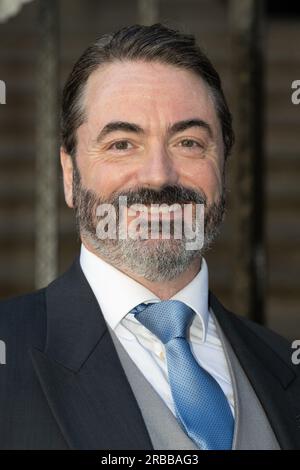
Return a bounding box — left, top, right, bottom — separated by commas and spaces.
73, 165, 226, 282
82, 226, 201, 282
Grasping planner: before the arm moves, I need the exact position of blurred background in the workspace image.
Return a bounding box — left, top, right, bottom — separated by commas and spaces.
0, 0, 299, 339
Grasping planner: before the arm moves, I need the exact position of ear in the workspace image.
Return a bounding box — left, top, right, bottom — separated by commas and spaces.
60, 147, 74, 208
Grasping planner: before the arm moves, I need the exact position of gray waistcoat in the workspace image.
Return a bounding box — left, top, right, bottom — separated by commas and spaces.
107, 311, 280, 450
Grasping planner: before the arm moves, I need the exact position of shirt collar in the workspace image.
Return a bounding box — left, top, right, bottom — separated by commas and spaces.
79, 243, 210, 342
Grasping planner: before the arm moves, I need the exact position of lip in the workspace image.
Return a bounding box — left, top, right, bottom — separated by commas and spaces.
149, 211, 182, 220
126, 203, 194, 222
139, 211, 184, 224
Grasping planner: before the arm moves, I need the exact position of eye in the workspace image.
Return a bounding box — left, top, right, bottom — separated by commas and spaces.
108, 140, 133, 151
179, 139, 203, 149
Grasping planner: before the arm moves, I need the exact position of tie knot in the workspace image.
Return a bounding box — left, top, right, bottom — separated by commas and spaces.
131, 300, 195, 344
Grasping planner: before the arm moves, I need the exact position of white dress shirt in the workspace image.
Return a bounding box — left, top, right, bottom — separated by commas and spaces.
80, 243, 235, 417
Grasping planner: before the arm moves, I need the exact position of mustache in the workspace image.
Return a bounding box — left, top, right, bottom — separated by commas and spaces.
107, 185, 207, 208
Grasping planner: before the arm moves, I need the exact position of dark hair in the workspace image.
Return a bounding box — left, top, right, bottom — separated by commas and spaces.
61, 23, 234, 161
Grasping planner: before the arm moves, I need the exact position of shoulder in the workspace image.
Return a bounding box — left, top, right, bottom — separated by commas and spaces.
0, 288, 47, 351
226, 307, 299, 377
210, 291, 299, 377
236, 312, 290, 351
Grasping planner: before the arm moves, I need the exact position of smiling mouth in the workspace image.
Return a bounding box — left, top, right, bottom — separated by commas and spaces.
144, 203, 194, 220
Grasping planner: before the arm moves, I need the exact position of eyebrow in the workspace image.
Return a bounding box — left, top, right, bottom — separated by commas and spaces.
96, 118, 213, 143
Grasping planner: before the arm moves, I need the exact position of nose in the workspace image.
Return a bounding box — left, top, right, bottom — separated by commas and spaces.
136, 143, 179, 189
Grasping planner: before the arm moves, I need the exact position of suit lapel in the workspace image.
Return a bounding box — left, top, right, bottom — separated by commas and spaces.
209, 291, 300, 450
31, 257, 153, 450
31, 255, 300, 450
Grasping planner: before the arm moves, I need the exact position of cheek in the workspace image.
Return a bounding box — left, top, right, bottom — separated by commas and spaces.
206, 167, 223, 201
200, 144, 224, 200
182, 159, 223, 204
207, 156, 223, 186
205, 164, 223, 203
80, 158, 136, 199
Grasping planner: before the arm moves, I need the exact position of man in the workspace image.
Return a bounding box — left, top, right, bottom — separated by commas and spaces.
0, 23, 299, 450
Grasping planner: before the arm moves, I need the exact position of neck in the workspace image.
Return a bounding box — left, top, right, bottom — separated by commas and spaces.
82, 241, 202, 300
119, 256, 202, 300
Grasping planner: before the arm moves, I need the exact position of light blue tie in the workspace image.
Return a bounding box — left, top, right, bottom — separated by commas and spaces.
131, 300, 234, 450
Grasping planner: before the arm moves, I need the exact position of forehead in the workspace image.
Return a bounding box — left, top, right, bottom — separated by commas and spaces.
82, 60, 219, 130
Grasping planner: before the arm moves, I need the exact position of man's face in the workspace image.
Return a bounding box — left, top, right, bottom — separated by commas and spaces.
61, 60, 226, 281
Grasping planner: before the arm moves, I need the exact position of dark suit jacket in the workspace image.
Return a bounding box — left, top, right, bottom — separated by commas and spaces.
0, 256, 299, 449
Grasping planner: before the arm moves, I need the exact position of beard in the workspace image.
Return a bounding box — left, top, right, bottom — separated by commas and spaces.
72, 161, 226, 282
